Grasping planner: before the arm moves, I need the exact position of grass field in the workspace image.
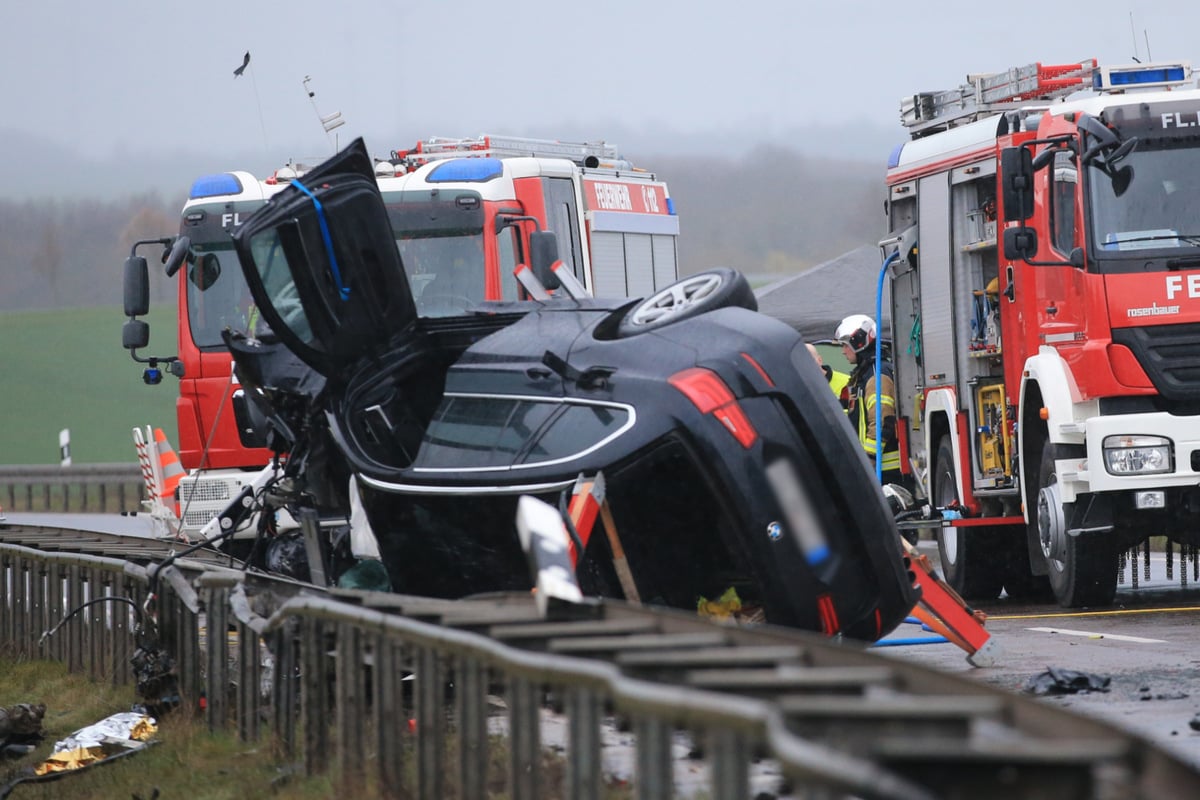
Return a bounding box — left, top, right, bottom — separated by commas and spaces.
0, 306, 177, 465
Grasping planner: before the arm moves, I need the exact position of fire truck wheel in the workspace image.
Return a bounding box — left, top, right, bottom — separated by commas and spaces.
933, 434, 1004, 600
997, 536, 1053, 601
617, 268, 756, 337
1036, 442, 1119, 608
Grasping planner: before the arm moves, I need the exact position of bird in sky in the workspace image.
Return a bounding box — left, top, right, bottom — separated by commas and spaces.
233, 52, 251, 78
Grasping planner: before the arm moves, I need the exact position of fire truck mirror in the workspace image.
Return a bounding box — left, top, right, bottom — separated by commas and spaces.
1003, 226, 1038, 261
123, 256, 150, 317
122, 319, 150, 351
163, 235, 192, 278
530, 230, 562, 290
1000, 147, 1034, 222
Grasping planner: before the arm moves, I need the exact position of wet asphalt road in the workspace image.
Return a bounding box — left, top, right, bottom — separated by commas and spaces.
876, 542, 1200, 772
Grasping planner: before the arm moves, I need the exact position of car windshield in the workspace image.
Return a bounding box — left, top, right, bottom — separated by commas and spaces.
1088, 139, 1200, 264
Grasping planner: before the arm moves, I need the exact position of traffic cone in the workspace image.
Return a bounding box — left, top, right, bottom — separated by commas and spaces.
153, 428, 185, 516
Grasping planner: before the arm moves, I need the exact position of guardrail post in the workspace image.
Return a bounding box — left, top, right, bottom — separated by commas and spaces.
301, 616, 330, 776
566, 686, 602, 800
509, 675, 541, 800
335, 621, 366, 795
66, 564, 83, 672
456, 654, 488, 800
271, 623, 298, 761
179, 589, 201, 714
237, 617, 261, 742
373, 637, 406, 799
112, 574, 135, 687
86, 567, 103, 680
415, 645, 445, 800
0, 554, 10, 649
709, 728, 750, 800
11, 554, 27, 659
199, 574, 237, 732
47, 562, 64, 664
30, 561, 46, 661
635, 715, 672, 800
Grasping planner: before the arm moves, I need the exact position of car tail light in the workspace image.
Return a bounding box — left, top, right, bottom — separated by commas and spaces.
669, 367, 759, 448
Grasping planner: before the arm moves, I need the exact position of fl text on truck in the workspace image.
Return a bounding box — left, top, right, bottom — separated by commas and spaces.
882, 58, 1200, 607
121, 135, 680, 541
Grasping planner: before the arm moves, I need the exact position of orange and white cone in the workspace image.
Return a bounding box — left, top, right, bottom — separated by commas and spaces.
153, 428, 184, 518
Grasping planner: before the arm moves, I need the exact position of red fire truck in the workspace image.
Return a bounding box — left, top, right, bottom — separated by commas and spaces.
882, 59, 1200, 607
122, 135, 680, 537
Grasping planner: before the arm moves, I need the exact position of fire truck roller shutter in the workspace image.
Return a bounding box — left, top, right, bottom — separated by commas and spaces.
652, 234, 677, 290
624, 235, 655, 298
590, 231, 628, 297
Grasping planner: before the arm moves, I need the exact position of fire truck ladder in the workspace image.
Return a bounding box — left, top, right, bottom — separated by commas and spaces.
901, 59, 1098, 138
410, 134, 621, 167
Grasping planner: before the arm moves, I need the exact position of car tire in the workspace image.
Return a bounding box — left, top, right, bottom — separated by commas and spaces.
616, 268, 756, 337
933, 434, 1004, 600
1035, 440, 1119, 608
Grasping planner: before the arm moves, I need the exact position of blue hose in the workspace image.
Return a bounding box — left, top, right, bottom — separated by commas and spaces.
875, 252, 899, 483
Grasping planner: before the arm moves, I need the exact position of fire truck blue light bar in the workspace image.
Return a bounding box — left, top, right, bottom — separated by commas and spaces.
1094, 64, 1189, 90
189, 173, 243, 199
427, 158, 504, 183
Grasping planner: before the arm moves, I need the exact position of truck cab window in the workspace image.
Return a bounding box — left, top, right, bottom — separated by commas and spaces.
498, 225, 519, 300
1050, 152, 1078, 256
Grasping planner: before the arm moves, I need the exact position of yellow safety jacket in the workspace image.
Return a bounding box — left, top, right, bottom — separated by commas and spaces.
847, 362, 901, 474
828, 369, 850, 405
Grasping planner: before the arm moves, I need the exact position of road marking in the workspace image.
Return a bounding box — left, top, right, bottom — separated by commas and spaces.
1027, 626, 1165, 643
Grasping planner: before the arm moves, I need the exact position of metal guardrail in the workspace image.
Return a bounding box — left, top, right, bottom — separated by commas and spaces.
0, 463, 144, 514
4, 535, 1200, 799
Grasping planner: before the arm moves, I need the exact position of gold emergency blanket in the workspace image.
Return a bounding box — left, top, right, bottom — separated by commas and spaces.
33, 712, 157, 776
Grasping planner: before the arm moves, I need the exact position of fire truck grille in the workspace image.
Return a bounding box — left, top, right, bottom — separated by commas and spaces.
178, 481, 233, 503
1112, 322, 1200, 403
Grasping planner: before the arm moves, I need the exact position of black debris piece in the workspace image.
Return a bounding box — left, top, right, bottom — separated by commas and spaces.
1024, 667, 1112, 696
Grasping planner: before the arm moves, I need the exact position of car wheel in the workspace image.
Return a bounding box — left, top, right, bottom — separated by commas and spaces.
933, 434, 1004, 600
616, 268, 756, 337
1035, 440, 1119, 608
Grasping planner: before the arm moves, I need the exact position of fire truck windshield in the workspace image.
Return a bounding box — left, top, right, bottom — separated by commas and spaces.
1087, 138, 1200, 268
186, 242, 257, 349
386, 190, 487, 317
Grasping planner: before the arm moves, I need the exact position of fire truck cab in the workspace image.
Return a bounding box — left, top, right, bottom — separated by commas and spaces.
122, 135, 680, 538
883, 59, 1200, 607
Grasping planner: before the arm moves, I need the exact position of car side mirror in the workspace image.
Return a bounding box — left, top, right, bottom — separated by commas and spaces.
123, 256, 150, 316
530, 231, 561, 290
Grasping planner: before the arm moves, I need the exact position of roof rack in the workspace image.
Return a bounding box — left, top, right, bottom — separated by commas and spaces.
400, 134, 622, 167
901, 60, 1097, 138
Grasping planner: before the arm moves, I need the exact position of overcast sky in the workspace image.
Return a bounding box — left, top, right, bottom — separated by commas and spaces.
5, 1, 1199, 172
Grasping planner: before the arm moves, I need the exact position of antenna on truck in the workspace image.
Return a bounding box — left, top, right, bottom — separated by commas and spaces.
303, 75, 346, 152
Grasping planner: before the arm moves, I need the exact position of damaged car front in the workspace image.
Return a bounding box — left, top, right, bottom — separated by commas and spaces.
228, 138, 918, 642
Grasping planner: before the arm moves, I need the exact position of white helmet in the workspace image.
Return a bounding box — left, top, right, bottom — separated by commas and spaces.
835, 314, 876, 355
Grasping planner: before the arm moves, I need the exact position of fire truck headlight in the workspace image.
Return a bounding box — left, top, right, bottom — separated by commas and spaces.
1102, 435, 1172, 475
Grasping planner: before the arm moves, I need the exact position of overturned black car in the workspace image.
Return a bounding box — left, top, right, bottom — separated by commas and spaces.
223, 139, 917, 642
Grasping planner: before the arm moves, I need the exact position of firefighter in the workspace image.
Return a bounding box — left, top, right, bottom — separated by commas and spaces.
835, 314, 901, 484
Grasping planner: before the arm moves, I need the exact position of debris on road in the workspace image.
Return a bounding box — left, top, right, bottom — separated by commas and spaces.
1024, 667, 1112, 696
